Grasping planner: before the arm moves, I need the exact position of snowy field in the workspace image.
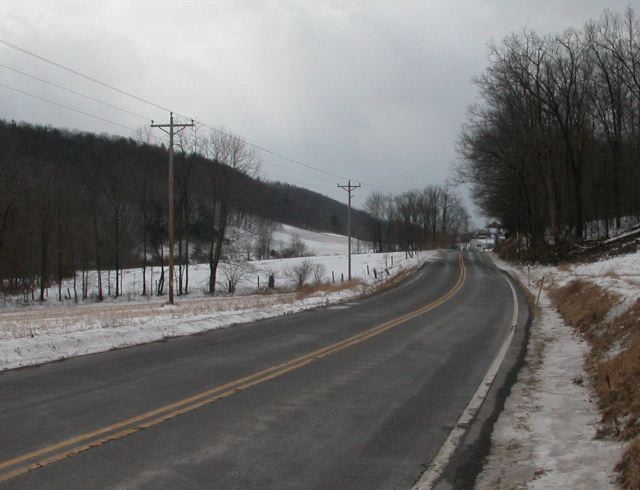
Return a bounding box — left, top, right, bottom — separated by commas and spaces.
0, 223, 375, 308
270, 224, 365, 256
476, 253, 634, 488
0, 236, 440, 371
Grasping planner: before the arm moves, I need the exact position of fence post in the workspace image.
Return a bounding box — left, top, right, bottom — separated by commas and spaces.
536, 277, 545, 306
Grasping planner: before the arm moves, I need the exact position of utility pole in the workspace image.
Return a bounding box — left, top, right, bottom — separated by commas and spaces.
338, 179, 361, 282
151, 112, 194, 304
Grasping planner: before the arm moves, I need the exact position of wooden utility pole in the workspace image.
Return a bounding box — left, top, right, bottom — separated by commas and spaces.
151, 112, 194, 304
338, 179, 361, 282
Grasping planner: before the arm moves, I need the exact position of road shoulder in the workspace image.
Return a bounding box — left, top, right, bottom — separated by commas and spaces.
417, 265, 532, 489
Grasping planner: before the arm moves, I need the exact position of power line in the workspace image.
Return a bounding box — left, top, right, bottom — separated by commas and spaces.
259, 158, 339, 186
0, 62, 151, 120
262, 169, 339, 195
0, 81, 139, 132
191, 120, 352, 181
0, 39, 172, 113
0, 38, 359, 184
261, 169, 338, 195
251, 142, 347, 180
0, 64, 364, 201
0, 82, 169, 145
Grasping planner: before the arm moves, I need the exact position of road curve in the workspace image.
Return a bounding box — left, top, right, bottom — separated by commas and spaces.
0, 251, 524, 488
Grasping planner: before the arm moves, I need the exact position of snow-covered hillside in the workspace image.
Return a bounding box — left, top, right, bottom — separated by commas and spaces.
271, 224, 360, 256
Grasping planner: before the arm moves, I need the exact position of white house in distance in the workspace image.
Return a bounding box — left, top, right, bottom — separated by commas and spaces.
469, 235, 494, 251
466, 221, 507, 251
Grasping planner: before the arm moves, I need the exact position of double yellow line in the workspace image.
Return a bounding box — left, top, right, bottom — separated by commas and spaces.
0, 253, 466, 483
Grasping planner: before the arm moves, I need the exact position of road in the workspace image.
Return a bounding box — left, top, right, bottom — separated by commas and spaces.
0, 251, 526, 488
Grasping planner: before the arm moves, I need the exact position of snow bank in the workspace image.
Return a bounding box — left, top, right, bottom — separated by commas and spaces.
476, 256, 624, 489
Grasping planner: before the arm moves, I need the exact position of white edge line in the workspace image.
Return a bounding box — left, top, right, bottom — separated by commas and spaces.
412, 273, 519, 489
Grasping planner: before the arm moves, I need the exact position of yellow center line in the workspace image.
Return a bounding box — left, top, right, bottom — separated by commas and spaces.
0, 253, 466, 483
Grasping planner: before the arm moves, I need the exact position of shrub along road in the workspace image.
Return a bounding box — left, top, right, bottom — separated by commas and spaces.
0, 251, 527, 488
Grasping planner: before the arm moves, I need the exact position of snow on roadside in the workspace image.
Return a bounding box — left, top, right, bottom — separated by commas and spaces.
476, 255, 624, 489
525, 251, 640, 324
0, 250, 438, 372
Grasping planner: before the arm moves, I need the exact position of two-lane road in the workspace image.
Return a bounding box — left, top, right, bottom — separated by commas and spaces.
0, 251, 526, 488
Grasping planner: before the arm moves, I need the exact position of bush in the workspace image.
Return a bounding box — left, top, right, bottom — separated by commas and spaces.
286, 260, 315, 289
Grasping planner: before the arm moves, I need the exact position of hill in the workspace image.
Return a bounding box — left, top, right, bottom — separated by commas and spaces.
0, 119, 372, 293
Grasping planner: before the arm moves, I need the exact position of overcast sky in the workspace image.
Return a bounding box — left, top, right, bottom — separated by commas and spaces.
0, 1, 633, 220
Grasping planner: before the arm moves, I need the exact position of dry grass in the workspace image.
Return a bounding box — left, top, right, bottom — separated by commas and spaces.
1, 266, 421, 340
548, 280, 619, 340
0, 293, 301, 339
549, 280, 640, 489
295, 280, 365, 299
296, 264, 421, 300
617, 438, 640, 490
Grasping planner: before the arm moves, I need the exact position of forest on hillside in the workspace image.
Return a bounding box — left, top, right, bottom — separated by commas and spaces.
459, 8, 640, 259
0, 120, 373, 299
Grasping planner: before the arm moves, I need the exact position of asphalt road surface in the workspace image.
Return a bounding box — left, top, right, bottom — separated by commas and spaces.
0, 251, 525, 489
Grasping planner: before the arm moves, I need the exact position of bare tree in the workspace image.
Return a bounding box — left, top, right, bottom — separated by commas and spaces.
205, 128, 258, 294
286, 259, 315, 289
312, 263, 326, 286
221, 259, 254, 294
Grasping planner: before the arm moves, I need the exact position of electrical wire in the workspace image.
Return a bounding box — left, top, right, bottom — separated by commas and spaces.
0, 38, 381, 189
259, 158, 339, 186
0, 82, 169, 145
190, 119, 353, 181
0, 39, 171, 113
0, 39, 357, 181
0, 81, 139, 132
0, 62, 151, 120
261, 169, 338, 195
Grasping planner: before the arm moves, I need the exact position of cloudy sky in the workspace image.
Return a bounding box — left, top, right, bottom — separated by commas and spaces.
0, 1, 633, 218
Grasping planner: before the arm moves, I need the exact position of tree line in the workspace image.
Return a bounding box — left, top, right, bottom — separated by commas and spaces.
364, 184, 469, 253
0, 119, 372, 300
458, 8, 640, 259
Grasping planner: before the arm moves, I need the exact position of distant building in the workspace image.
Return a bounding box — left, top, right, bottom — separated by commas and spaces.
470, 236, 494, 251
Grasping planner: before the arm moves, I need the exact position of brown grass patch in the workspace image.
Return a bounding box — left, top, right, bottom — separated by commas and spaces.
295, 265, 422, 300
548, 280, 619, 339
617, 437, 640, 490
595, 336, 640, 439
295, 280, 364, 299
549, 280, 640, 488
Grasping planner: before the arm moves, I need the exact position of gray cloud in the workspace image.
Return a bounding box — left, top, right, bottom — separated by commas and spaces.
0, 0, 634, 219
